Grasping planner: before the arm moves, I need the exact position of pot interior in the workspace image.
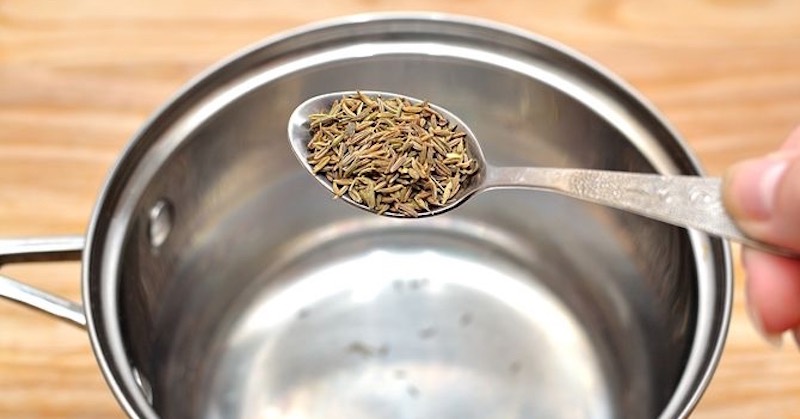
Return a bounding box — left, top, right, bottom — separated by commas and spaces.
102, 17, 728, 419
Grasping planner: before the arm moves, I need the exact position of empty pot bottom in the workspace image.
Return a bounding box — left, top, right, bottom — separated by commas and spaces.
193, 223, 622, 419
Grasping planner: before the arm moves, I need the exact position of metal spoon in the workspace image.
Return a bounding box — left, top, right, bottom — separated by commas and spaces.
288, 90, 797, 257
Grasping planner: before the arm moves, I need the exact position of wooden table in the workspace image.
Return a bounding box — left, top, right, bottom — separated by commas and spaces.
1, 1, 799, 417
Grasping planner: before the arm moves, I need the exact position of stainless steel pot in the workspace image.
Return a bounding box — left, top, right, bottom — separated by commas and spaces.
0, 13, 731, 419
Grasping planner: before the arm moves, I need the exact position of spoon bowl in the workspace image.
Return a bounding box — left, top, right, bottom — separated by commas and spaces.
289, 90, 797, 258
288, 90, 488, 218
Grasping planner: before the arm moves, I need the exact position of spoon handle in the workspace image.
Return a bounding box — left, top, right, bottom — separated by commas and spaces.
486, 167, 798, 258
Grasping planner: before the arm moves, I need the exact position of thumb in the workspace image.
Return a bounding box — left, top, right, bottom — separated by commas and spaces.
723, 149, 800, 251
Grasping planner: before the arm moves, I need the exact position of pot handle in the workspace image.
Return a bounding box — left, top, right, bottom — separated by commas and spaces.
0, 236, 86, 328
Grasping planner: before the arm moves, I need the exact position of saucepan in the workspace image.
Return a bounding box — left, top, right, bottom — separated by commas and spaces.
0, 13, 731, 419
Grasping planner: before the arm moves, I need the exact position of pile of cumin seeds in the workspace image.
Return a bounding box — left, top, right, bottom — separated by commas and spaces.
305, 92, 480, 217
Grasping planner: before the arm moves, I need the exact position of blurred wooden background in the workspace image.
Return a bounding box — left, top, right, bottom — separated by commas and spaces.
1, 0, 799, 417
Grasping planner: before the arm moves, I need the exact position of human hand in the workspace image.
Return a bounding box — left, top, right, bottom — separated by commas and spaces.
723, 125, 800, 348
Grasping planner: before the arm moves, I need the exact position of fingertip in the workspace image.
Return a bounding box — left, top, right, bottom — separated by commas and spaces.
724, 151, 800, 252
722, 156, 791, 242
743, 249, 800, 335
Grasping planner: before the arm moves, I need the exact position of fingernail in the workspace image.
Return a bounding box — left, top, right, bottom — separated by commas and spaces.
745, 283, 783, 348
726, 154, 792, 221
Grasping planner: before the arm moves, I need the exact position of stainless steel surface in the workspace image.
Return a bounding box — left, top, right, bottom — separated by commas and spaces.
0, 236, 86, 327
290, 90, 793, 257
482, 168, 797, 256
147, 200, 174, 250
1, 13, 732, 419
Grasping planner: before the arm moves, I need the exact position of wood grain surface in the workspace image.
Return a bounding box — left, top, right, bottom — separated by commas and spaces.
1, 0, 799, 417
